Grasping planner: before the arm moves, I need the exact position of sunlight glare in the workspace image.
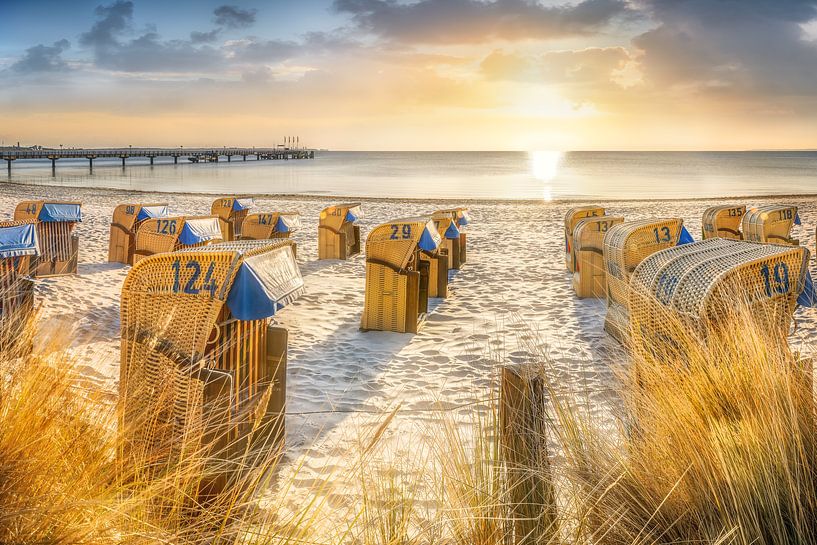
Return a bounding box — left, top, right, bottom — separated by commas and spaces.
529, 150, 562, 201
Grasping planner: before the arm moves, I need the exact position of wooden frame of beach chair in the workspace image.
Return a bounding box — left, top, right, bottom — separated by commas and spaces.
432, 208, 469, 269
108, 203, 170, 265
318, 203, 363, 260
119, 239, 304, 499
571, 216, 625, 298
14, 200, 81, 277
603, 218, 686, 343
702, 205, 745, 240
133, 215, 223, 264
0, 220, 39, 352
629, 239, 810, 352
741, 205, 799, 245
211, 196, 255, 241
361, 218, 444, 333
564, 206, 605, 272
240, 211, 301, 257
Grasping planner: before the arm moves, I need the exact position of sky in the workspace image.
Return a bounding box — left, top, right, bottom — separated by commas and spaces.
2, 0, 817, 150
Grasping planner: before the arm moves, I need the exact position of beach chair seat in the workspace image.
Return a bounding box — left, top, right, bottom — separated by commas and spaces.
702, 205, 745, 240
629, 239, 815, 351
741, 205, 800, 245
603, 218, 694, 343
0, 220, 39, 352
571, 216, 624, 298
108, 203, 170, 265
361, 218, 444, 333
119, 239, 304, 499
318, 203, 363, 260
14, 200, 81, 277
211, 196, 255, 241
564, 206, 604, 272
432, 208, 469, 269
133, 216, 222, 263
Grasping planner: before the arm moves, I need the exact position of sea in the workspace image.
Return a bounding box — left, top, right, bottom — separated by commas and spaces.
6, 150, 817, 201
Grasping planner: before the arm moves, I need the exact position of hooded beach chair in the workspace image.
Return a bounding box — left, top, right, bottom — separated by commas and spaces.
318, 203, 363, 260
211, 196, 256, 241
361, 218, 444, 333
564, 206, 604, 272
108, 203, 170, 265
432, 208, 470, 269
133, 216, 223, 264
702, 205, 745, 240
603, 218, 694, 343
240, 211, 301, 256
119, 239, 304, 497
0, 221, 39, 350
741, 205, 800, 245
629, 239, 815, 351
571, 216, 625, 298
14, 200, 81, 277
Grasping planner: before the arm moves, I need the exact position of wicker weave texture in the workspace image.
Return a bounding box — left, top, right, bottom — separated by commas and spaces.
702, 205, 745, 240
133, 216, 222, 263
14, 201, 80, 276
109, 204, 168, 264
240, 212, 300, 241
211, 197, 253, 241
742, 205, 799, 245
571, 216, 624, 298
564, 206, 605, 271
318, 203, 362, 260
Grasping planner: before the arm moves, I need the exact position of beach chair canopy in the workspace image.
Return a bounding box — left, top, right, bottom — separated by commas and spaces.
742, 204, 800, 244
433, 208, 470, 227
178, 217, 223, 246
702, 205, 745, 240
0, 222, 40, 259
15, 201, 82, 223
366, 217, 442, 270
137, 205, 170, 221
441, 219, 461, 239
233, 197, 255, 211
274, 213, 301, 233
321, 203, 363, 226
345, 205, 364, 223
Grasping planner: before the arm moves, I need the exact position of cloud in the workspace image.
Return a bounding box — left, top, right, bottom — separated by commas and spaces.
213, 5, 257, 29
190, 29, 221, 44
480, 47, 631, 86
225, 38, 299, 63
333, 0, 633, 43
80, 1, 133, 49
11, 39, 71, 73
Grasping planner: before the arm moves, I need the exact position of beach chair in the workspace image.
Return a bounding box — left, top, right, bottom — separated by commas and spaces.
702, 205, 745, 240
564, 206, 604, 272
629, 239, 814, 350
603, 218, 694, 343
571, 216, 625, 298
14, 200, 81, 277
108, 203, 170, 265
240, 211, 301, 256
119, 239, 304, 498
133, 216, 222, 264
318, 203, 363, 260
0, 221, 39, 351
432, 208, 470, 269
741, 205, 800, 245
361, 218, 444, 333
211, 196, 256, 241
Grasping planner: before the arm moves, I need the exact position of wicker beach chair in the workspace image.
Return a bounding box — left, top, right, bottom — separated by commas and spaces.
564, 206, 605, 271
108, 203, 170, 265
603, 218, 694, 342
211, 196, 256, 241
629, 239, 814, 350
239, 211, 301, 257
361, 217, 444, 333
318, 203, 363, 260
432, 208, 470, 269
702, 205, 745, 240
14, 200, 81, 277
0, 220, 39, 350
119, 239, 304, 498
133, 216, 223, 264
741, 205, 800, 245
571, 216, 625, 298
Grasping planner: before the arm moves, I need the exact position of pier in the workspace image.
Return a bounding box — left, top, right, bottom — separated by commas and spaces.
0, 146, 315, 175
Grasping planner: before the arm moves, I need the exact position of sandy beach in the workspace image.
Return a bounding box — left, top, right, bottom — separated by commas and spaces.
4, 182, 817, 528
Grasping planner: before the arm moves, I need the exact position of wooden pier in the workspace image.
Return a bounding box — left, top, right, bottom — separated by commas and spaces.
0, 147, 315, 175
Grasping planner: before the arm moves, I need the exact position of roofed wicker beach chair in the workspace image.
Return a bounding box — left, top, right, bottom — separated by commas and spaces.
211, 196, 256, 241
702, 204, 745, 240
119, 239, 304, 498
318, 203, 363, 260
571, 216, 625, 298
603, 218, 694, 343
133, 216, 222, 264
361, 217, 444, 333
240, 211, 301, 256
629, 239, 816, 353
741, 205, 800, 245
108, 203, 170, 265
0, 221, 39, 352
432, 208, 470, 269
14, 200, 81, 277
564, 206, 604, 272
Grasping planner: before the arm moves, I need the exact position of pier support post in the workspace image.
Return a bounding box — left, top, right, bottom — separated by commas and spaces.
149, 156, 154, 166
257, 154, 260, 160
121, 156, 126, 168
88, 157, 93, 173
243, 155, 247, 161
174, 155, 178, 164
227, 155, 231, 162
6, 159, 12, 175
51, 158, 57, 175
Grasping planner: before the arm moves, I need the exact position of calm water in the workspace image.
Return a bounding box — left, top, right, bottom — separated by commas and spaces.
7, 151, 817, 201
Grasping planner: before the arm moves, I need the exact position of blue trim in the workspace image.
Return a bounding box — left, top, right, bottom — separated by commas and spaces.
225, 247, 305, 320
798, 271, 817, 307
178, 218, 222, 245
0, 223, 39, 258
39, 203, 81, 223
795, 212, 802, 226
677, 225, 695, 245
418, 224, 441, 251
137, 205, 170, 221
233, 198, 254, 211
443, 221, 460, 240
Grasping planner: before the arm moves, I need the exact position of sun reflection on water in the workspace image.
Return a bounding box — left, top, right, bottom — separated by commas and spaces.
529, 150, 563, 201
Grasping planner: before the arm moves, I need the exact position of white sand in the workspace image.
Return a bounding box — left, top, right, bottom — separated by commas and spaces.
2, 183, 816, 528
